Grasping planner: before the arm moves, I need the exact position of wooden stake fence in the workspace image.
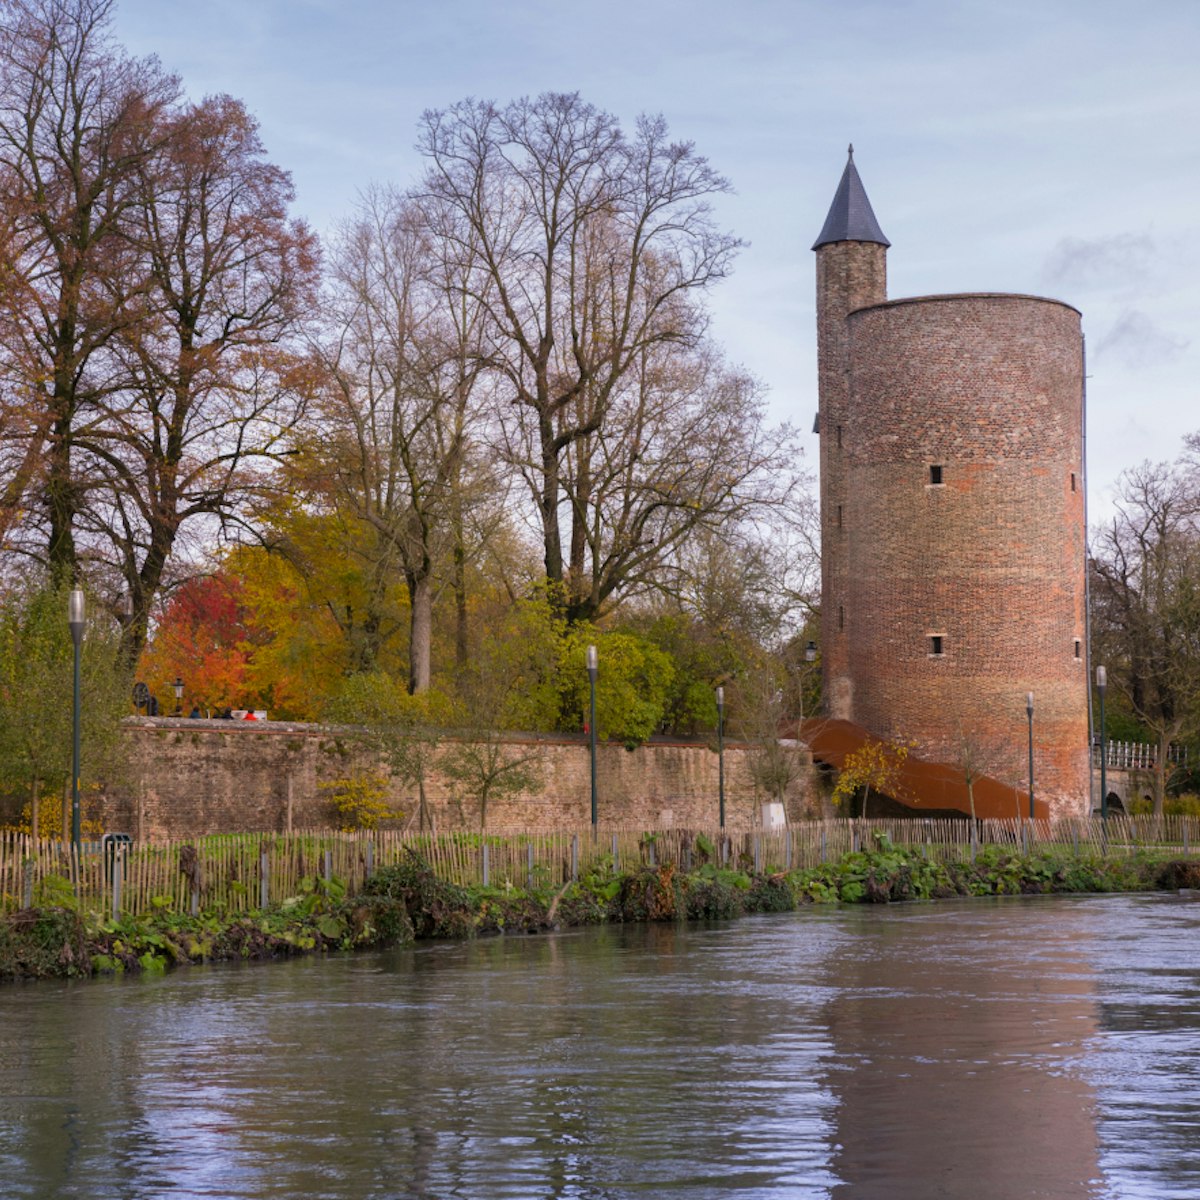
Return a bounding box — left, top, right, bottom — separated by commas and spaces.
1, 816, 1197, 919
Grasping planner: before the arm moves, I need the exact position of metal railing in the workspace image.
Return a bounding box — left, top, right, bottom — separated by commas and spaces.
1092, 740, 1189, 771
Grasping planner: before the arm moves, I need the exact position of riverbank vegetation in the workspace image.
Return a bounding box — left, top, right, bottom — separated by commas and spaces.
4, 839, 1198, 983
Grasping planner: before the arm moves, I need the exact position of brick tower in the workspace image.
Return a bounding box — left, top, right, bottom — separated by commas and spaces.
813, 149, 1090, 815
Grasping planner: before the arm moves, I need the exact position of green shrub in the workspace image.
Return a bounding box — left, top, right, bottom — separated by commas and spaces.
682, 875, 745, 920
363, 852, 476, 939
612, 865, 681, 922
746, 873, 796, 913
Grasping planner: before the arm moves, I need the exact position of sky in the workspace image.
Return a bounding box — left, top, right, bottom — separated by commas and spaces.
110, 0, 1199, 522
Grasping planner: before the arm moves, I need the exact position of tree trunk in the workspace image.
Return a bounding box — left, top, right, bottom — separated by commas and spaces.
30, 776, 40, 841
46, 406, 78, 583
538, 414, 565, 595
417, 777, 434, 832
408, 574, 433, 694
1154, 732, 1169, 816
453, 523, 469, 672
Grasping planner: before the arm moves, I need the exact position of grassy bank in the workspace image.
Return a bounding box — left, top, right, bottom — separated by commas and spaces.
4, 837, 1199, 982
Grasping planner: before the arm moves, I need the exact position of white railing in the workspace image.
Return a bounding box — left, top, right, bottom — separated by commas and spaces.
1092, 740, 1189, 770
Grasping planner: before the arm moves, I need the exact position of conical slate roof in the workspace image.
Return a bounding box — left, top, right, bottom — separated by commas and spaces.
812, 146, 890, 250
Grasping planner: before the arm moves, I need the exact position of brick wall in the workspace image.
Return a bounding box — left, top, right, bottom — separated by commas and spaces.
831, 293, 1089, 813
816, 240, 888, 719
93, 719, 815, 837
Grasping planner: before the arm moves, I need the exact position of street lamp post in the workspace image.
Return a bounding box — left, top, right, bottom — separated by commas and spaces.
68, 589, 85, 853
1097, 665, 1108, 821
586, 645, 598, 832
173, 676, 184, 715
803, 640, 817, 722
1026, 692, 1035, 820
716, 686, 725, 829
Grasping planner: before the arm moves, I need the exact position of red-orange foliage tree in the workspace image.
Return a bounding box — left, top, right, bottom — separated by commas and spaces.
138, 574, 255, 716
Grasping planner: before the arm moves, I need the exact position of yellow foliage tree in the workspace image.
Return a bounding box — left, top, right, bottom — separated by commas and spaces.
318, 774, 400, 831
832, 738, 913, 818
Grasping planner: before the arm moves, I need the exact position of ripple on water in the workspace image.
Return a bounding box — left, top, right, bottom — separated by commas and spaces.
1, 897, 1200, 1198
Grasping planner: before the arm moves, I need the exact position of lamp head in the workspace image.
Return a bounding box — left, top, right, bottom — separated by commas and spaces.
1026, 691, 1034, 712
805, 640, 817, 663
586, 644, 598, 672
68, 588, 85, 640
173, 676, 184, 701
715, 685, 724, 710
1096, 665, 1107, 689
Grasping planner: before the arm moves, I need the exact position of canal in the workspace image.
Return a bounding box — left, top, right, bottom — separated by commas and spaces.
2, 894, 1199, 1198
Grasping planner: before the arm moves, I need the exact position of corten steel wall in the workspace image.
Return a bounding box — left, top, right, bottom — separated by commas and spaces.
838, 293, 1089, 814
83, 720, 813, 837
815, 240, 887, 719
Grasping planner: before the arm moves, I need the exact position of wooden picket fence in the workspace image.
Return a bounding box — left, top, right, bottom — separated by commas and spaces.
1, 816, 1198, 919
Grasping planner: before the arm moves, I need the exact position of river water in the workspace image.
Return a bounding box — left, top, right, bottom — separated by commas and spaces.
2, 894, 1199, 1199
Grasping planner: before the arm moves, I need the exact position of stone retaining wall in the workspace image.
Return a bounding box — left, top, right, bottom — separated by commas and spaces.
91, 718, 815, 837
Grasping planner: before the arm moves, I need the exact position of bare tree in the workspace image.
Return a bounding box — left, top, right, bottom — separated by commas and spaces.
441, 653, 543, 829
548, 339, 800, 620
951, 726, 1023, 822
417, 92, 760, 622
1090, 452, 1200, 811
311, 187, 490, 690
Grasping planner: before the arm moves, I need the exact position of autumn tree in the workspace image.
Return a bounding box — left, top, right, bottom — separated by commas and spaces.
136, 572, 256, 716
83, 92, 317, 661
0, 0, 177, 577
224, 538, 350, 718
1090, 449, 1200, 811
418, 92, 795, 623
309, 187, 490, 690
831, 737, 912, 819
0, 4, 315, 670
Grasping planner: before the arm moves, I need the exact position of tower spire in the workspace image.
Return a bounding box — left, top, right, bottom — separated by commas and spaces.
812, 148, 889, 250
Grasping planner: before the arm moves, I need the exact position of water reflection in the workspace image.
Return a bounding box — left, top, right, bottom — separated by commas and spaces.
820, 901, 1103, 1198
1076, 896, 1200, 1199
1, 897, 1200, 1197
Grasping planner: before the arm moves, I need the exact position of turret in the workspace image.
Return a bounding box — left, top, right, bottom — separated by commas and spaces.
814, 147, 889, 718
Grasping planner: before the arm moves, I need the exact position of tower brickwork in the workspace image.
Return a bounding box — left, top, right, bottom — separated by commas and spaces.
813, 148, 890, 721
816, 241, 887, 719
813, 155, 1090, 815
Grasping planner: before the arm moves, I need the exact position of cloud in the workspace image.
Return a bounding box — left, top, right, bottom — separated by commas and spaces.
1042, 233, 1156, 291
1093, 310, 1189, 369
